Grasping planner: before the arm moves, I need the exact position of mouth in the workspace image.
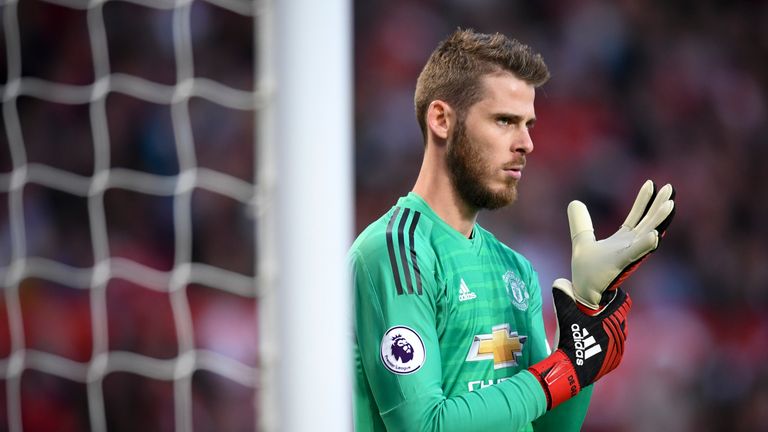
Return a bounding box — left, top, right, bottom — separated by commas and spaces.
502, 165, 524, 180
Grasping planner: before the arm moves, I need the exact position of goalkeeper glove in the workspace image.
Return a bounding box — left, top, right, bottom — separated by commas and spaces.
560, 180, 675, 311
528, 281, 632, 409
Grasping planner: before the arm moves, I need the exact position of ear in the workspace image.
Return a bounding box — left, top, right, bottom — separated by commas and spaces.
426, 100, 454, 141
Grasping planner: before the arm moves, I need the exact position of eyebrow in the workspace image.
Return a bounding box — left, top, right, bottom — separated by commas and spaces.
496, 113, 537, 126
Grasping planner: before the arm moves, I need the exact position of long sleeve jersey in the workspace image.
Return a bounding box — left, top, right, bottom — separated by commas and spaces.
351, 192, 592, 431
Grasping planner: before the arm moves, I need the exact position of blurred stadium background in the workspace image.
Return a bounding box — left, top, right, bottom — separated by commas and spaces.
354, 1, 767, 431
0, 0, 766, 431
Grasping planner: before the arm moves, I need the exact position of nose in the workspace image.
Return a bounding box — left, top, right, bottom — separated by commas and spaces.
512, 128, 534, 155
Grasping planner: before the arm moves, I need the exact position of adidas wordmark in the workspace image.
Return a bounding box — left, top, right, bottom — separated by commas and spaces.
571, 323, 602, 366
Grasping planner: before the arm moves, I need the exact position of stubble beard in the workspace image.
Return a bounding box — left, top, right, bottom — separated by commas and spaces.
445, 120, 518, 211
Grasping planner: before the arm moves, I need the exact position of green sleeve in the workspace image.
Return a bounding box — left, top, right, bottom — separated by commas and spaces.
523, 270, 593, 431
353, 249, 547, 432
532, 386, 592, 432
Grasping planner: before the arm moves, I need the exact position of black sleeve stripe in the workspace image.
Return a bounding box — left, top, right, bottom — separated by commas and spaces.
385, 207, 424, 296
408, 211, 423, 295
385, 207, 404, 295
397, 208, 414, 294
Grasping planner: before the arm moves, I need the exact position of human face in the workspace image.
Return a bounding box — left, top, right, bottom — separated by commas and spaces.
445, 72, 537, 210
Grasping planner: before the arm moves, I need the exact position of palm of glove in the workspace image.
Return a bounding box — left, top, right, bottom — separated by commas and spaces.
563, 181, 675, 310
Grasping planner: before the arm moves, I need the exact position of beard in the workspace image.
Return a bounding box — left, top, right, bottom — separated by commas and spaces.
445, 120, 519, 211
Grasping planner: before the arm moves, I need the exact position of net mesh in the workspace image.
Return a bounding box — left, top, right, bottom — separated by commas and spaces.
0, 0, 266, 430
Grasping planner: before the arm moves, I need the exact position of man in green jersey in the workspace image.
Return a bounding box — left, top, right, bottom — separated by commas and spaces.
351, 29, 675, 431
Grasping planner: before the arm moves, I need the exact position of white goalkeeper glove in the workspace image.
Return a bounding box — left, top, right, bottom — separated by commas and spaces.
554, 180, 675, 312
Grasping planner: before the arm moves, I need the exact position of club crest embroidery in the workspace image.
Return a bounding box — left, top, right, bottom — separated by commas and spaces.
380, 326, 426, 375
503, 270, 529, 311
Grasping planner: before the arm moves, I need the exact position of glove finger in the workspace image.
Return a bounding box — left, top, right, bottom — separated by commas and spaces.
567, 201, 595, 244
553, 278, 576, 301
635, 184, 673, 232
556, 276, 600, 310
654, 186, 676, 237
552, 279, 578, 316
621, 180, 655, 229
636, 200, 674, 236
551, 279, 576, 348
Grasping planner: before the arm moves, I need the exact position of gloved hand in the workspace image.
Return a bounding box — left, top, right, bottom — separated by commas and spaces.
528, 281, 632, 409
557, 180, 675, 312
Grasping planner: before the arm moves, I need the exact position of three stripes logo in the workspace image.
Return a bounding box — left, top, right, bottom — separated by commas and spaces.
571, 323, 602, 366
458, 279, 477, 302
386, 207, 423, 295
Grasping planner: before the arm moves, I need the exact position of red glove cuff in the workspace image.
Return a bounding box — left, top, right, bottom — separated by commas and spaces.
527, 350, 581, 410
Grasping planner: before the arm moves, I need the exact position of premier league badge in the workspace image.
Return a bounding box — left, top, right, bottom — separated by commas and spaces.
380, 326, 426, 375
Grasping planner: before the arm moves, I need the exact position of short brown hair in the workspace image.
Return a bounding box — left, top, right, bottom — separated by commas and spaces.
414, 28, 550, 139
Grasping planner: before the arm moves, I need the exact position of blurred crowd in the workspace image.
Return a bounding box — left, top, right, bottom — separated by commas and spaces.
355, 0, 768, 430
1, 1, 256, 431
1, 0, 767, 431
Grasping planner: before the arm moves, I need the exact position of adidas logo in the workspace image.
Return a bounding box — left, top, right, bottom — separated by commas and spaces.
458, 279, 477, 302
571, 324, 601, 366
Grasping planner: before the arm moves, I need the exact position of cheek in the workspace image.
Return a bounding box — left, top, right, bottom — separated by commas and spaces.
470, 138, 498, 171
467, 129, 503, 160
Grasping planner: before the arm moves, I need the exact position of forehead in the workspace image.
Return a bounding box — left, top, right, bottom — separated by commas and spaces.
470, 72, 537, 118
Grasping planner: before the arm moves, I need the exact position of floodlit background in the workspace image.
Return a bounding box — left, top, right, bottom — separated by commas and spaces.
354, 1, 768, 431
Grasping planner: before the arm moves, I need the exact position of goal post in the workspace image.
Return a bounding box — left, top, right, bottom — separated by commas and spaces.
268, 1, 353, 431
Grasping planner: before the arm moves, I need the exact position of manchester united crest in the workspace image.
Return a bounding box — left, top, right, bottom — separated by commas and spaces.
503, 270, 529, 311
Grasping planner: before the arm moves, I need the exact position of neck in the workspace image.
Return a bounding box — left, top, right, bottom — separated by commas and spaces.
412, 146, 478, 238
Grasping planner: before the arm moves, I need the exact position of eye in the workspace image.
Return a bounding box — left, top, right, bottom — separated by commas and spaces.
496, 116, 512, 126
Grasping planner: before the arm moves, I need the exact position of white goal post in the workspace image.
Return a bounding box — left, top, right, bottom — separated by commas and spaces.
262, 0, 352, 431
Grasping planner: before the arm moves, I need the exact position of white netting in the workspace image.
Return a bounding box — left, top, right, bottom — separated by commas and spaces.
0, 0, 270, 431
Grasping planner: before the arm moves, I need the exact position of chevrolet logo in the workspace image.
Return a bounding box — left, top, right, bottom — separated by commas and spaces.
466, 324, 527, 369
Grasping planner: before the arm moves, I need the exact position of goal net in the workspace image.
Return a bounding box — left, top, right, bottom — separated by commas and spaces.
0, 0, 351, 431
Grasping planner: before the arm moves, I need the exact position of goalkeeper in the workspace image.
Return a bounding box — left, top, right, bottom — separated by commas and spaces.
351, 29, 675, 431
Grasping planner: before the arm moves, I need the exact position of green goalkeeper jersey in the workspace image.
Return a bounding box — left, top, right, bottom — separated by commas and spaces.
352, 193, 593, 431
